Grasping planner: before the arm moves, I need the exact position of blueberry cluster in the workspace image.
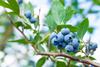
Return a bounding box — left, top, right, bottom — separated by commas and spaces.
50, 28, 80, 52
25, 10, 36, 23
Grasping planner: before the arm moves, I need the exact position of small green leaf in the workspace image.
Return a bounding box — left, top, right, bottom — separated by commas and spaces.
39, 33, 50, 44
24, 23, 32, 29
59, 0, 64, 6
77, 18, 89, 39
7, 0, 20, 15
0, 0, 10, 8
88, 27, 94, 34
79, 45, 84, 50
88, 56, 96, 60
36, 57, 47, 67
32, 33, 42, 44
9, 39, 28, 44
55, 60, 67, 67
15, 21, 24, 28
93, 0, 100, 5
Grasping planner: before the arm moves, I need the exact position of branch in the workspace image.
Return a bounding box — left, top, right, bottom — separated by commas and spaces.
6, 14, 38, 52
37, 52, 100, 67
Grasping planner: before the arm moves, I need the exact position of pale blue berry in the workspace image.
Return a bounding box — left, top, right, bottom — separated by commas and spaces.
30, 17, 36, 23
61, 28, 70, 35
72, 38, 79, 48
64, 34, 72, 43
51, 37, 59, 46
25, 11, 31, 19
65, 45, 74, 52
50, 32, 57, 40
56, 32, 64, 42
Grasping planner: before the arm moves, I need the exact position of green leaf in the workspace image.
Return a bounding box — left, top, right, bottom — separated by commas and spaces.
51, 0, 65, 24
88, 27, 94, 34
36, 57, 47, 67
56, 24, 78, 32
59, 0, 64, 6
39, 33, 50, 44
45, 14, 57, 32
0, 0, 10, 8
65, 6, 75, 22
32, 33, 42, 44
7, 0, 20, 15
9, 39, 28, 44
88, 56, 96, 60
15, 21, 24, 28
55, 60, 67, 67
93, 0, 100, 5
77, 18, 89, 39
79, 44, 84, 50
24, 23, 32, 29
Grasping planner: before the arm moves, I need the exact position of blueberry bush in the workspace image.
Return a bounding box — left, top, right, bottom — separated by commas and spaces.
0, 0, 100, 67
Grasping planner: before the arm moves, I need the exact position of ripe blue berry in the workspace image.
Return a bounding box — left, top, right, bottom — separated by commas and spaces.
56, 32, 64, 42
64, 34, 72, 43
89, 43, 97, 50
50, 32, 57, 40
25, 11, 31, 19
72, 38, 79, 48
30, 17, 36, 23
58, 42, 66, 48
18, 0, 23, 4
65, 45, 74, 52
51, 37, 59, 46
61, 28, 70, 35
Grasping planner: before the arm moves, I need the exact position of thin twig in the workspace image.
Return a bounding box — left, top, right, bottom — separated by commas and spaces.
37, 52, 100, 67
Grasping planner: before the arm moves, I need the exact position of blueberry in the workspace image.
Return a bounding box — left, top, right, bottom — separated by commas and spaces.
61, 28, 70, 35
30, 17, 36, 23
92, 43, 97, 50
72, 38, 79, 48
50, 32, 57, 40
58, 42, 66, 48
51, 37, 59, 46
64, 34, 72, 43
65, 45, 74, 52
25, 11, 31, 19
56, 32, 64, 42
18, 0, 23, 4
89, 43, 97, 50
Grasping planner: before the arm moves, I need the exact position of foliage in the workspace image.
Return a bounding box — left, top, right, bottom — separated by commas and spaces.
0, 0, 99, 67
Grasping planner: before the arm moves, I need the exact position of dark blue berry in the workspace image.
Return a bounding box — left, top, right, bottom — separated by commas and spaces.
58, 42, 66, 48
64, 34, 72, 43
51, 37, 59, 46
56, 32, 64, 42
89, 43, 97, 50
61, 28, 70, 35
30, 17, 36, 23
72, 38, 79, 48
50, 32, 57, 40
25, 11, 31, 19
18, 0, 23, 4
65, 45, 74, 52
